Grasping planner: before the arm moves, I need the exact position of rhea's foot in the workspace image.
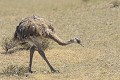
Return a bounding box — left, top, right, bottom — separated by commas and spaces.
29, 70, 33, 73
51, 69, 59, 73
29, 70, 36, 73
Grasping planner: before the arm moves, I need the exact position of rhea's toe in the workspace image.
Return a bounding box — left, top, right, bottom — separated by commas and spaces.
29, 69, 33, 73
51, 69, 59, 73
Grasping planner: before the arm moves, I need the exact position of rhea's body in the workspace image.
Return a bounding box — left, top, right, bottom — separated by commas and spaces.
14, 15, 82, 73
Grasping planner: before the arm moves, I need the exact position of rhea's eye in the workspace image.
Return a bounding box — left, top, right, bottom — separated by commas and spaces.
75, 38, 80, 44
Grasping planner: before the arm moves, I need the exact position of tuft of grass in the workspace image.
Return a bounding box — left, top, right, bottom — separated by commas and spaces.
1, 36, 51, 54
2, 65, 29, 76
41, 38, 50, 51
111, 0, 120, 8
82, 0, 90, 2
1, 37, 17, 53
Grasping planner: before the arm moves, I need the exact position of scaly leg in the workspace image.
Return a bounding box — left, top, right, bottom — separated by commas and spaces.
29, 46, 36, 73
37, 47, 59, 73
29, 37, 59, 73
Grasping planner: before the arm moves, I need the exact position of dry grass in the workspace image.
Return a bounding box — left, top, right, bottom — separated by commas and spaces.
2, 65, 29, 76
0, 0, 120, 80
1, 36, 50, 54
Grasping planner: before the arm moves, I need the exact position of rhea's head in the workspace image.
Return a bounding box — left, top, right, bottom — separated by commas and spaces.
71, 37, 84, 47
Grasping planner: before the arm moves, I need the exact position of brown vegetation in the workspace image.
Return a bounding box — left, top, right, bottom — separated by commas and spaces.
0, 0, 120, 80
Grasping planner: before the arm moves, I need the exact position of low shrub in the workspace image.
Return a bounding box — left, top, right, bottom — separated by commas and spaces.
2, 65, 29, 76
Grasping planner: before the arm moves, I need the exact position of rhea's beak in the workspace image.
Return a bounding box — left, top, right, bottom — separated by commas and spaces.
75, 37, 84, 47
79, 43, 84, 47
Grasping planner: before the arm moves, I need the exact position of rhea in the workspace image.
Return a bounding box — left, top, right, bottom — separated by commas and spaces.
14, 15, 83, 73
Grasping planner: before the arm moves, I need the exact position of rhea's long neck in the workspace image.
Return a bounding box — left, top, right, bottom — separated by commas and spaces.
49, 32, 74, 46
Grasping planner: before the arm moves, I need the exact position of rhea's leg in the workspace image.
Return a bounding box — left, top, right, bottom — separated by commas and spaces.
37, 47, 59, 73
29, 37, 59, 73
29, 46, 36, 73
